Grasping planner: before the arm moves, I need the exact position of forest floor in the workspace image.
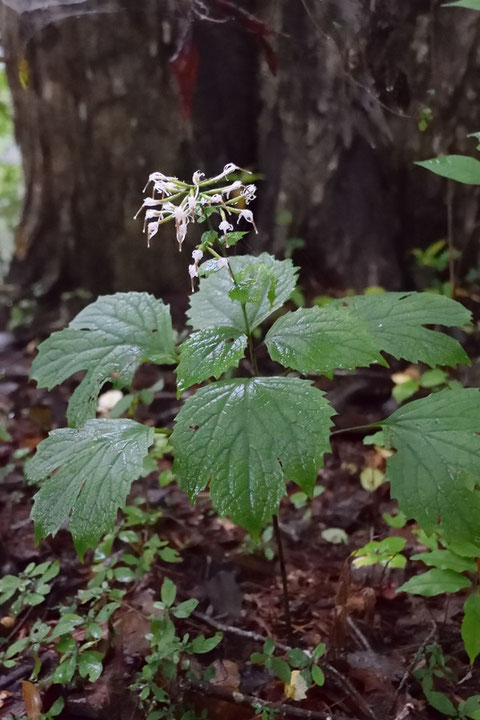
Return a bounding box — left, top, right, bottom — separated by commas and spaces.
1, 301, 480, 720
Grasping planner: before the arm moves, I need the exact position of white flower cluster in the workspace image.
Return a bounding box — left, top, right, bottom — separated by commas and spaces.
136, 163, 258, 251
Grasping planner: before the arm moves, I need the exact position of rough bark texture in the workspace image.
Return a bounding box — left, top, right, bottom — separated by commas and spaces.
2, 0, 480, 299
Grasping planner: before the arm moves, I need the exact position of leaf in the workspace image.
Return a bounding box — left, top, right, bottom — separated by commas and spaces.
460, 696, 480, 720
78, 651, 103, 682
284, 669, 308, 700
415, 155, 480, 185
397, 569, 471, 596
161, 577, 177, 608
188, 254, 298, 333
382, 389, 480, 552
191, 633, 223, 654
26, 419, 154, 557
311, 664, 325, 687
172, 598, 199, 618
52, 655, 76, 685
50, 614, 84, 640
175, 328, 247, 396
265, 292, 470, 377
171, 378, 333, 535
228, 263, 276, 305
31, 293, 176, 427
411, 549, 476, 573
443, 0, 480, 6
21, 680, 42, 720
463, 594, 480, 664
421, 675, 457, 716
287, 649, 310, 669
268, 657, 291, 684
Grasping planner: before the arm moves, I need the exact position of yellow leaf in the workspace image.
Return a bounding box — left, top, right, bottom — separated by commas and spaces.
284, 670, 308, 701
360, 467, 385, 492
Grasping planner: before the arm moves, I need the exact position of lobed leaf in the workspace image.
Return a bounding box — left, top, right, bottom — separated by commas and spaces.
382, 389, 480, 552
171, 377, 333, 535
175, 327, 247, 396
415, 155, 480, 184
266, 292, 470, 376
31, 293, 176, 427
188, 253, 298, 333
26, 419, 154, 557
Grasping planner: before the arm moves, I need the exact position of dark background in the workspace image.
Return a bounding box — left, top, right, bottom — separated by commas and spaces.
1, 0, 480, 305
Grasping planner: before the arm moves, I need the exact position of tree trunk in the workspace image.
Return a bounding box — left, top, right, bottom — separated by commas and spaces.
2, 0, 480, 299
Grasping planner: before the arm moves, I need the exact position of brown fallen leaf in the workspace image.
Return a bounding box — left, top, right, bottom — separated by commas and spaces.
21, 681, 42, 720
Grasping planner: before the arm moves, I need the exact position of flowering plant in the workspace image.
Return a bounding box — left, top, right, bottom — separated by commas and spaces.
26, 165, 480, 601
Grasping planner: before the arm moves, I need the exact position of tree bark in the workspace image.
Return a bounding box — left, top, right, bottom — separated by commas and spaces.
2, 0, 480, 299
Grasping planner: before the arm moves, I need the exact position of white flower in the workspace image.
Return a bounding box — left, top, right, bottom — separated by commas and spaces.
192, 249, 203, 263
217, 257, 229, 270
237, 208, 258, 233
188, 263, 199, 291
192, 170, 205, 184
242, 184, 257, 204
219, 220, 233, 234
187, 195, 197, 213
208, 194, 223, 204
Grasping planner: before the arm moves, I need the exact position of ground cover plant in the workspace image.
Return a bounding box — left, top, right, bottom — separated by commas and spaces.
1, 158, 479, 718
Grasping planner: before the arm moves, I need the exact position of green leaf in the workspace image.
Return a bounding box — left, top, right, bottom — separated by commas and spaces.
78, 651, 103, 682
228, 264, 276, 306
415, 156, 480, 185
50, 614, 84, 640
463, 594, 480, 664
287, 648, 310, 669
191, 633, 223, 654
52, 654, 77, 685
113, 567, 136, 583
48, 697, 65, 717
175, 327, 247, 396
311, 664, 325, 686
270, 656, 292, 684
421, 675, 457, 715
31, 293, 176, 427
312, 643, 326, 660
188, 254, 298, 333
397, 569, 471, 596
411, 549, 476, 573
172, 378, 333, 535
444, 0, 480, 6
27, 419, 154, 557
161, 577, 176, 608
459, 695, 480, 720
382, 389, 480, 551
5, 637, 29, 659
265, 292, 470, 377
172, 599, 199, 619
420, 368, 448, 388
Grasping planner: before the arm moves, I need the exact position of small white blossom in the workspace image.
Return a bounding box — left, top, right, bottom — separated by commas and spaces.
192, 170, 205, 184
187, 195, 197, 213
192, 249, 203, 263
237, 208, 258, 233
242, 184, 257, 204
188, 263, 199, 291
217, 257, 229, 270
209, 194, 223, 204
219, 220, 234, 234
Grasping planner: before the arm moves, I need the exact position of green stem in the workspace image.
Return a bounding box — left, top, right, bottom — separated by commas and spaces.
330, 422, 382, 437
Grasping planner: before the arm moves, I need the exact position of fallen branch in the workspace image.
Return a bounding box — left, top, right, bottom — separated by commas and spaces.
183, 678, 360, 720
192, 611, 376, 720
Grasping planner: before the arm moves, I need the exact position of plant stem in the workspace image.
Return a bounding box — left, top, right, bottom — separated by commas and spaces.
273, 515, 293, 644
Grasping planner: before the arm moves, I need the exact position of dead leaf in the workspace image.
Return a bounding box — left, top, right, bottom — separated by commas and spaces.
284, 670, 308, 701
21, 681, 42, 720
212, 659, 241, 691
